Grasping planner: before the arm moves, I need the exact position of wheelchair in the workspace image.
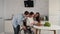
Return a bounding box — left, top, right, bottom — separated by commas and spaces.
21, 20, 34, 34
24, 26, 34, 34
20, 26, 34, 34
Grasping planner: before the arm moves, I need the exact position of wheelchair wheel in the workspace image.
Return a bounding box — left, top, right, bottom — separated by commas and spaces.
27, 30, 34, 34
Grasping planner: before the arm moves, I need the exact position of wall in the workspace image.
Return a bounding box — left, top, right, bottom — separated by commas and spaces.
49, 0, 60, 34
0, 0, 4, 18
0, 0, 4, 34
4, 0, 49, 19
49, 0, 59, 25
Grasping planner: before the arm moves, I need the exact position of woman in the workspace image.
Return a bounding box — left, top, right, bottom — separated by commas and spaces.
34, 12, 41, 23
34, 12, 41, 34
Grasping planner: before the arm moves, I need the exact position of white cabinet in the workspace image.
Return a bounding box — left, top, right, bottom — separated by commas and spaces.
5, 20, 14, 33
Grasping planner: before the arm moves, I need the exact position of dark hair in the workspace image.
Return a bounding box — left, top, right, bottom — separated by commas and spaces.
36, 12, 40, 16
29, 12, 34, 15
36, 12, 40, 22
24, 11, 29, 15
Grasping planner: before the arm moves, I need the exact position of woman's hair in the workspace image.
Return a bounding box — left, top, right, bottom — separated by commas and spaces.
24, 11, 29, 15
36, 12, 40, 17
36, 12, 40, 22
29, 12, 34, 15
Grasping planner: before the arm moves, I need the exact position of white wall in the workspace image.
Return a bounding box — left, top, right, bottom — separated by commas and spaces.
0, 0, 4, 18
0, 0, 4, 34
49, 0, 60, 34
4, 0, 49, 19
49, 0, 60, 25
